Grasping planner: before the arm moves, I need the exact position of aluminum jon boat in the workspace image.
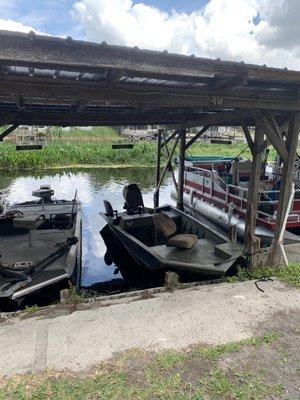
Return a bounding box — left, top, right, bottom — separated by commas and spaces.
0, 185, 82, 305
100, 184, 243, 285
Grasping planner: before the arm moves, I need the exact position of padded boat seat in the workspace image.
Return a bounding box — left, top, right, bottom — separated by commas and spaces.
167, 234, 198, 249
153, 213, 198, 250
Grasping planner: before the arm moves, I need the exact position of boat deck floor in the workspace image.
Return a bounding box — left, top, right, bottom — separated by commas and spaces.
152, 239, 234, 272
0, 229, 72, 269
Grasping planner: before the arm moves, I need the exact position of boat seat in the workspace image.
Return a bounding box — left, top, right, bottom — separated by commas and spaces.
153, 213, 198, 249
103, 200, 118, 217
123, 183, 153, 215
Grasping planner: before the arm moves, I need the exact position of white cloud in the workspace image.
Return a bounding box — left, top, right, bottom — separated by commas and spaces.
0, 18, 40, 34
72, 0, 300, 70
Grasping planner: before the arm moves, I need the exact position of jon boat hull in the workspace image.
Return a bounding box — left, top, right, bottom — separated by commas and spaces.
101, 205, 243, 281
0, 199, 82, 303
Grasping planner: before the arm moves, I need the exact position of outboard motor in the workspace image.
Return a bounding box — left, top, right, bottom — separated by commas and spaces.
32, 185, 54, 203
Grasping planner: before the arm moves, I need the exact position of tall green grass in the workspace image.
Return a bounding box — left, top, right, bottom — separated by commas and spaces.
0, 141, 158, 169
0, 138, 292, 170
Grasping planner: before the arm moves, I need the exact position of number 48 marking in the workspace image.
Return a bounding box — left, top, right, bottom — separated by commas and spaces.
210, 96, 224, 106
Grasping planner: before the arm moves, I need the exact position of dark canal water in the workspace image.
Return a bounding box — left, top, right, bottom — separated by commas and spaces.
0, 168, 174, 287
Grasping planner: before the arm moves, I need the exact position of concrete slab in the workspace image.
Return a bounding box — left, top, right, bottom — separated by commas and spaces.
0, 279, 299, 377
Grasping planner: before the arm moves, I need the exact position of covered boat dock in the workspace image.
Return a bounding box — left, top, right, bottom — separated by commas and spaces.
0, 30, 299, 268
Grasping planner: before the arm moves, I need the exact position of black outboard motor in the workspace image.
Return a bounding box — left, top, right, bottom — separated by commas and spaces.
32, 185, 54, 203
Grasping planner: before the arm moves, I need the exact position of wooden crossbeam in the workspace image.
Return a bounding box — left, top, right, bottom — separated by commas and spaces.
242, 125, 255, 152
0, 110, 217, 127
171, 110, 251, 130
161, 130, 178, 149
242, 125, 268, 154
155, 132, 180, 193
1, 80, 300, 112
185, 126, 210, 149
162, 130, 178, 193
253, 112, 288, 162
0, 123, 19, 141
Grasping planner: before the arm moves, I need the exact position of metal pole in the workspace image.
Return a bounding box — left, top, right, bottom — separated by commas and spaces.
267, 112, 300, 267
154, 129, 162, 209
177, 129, 186, 210
278, 183, 295, 266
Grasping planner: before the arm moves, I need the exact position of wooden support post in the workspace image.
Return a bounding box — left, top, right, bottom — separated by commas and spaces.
154, 129, 162, 209
177, 129, 186, 210
244, 124, 264, 268
267, 112, 300, 267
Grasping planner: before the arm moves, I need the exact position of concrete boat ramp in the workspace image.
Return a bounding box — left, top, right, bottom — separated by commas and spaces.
0, 279, 299, 377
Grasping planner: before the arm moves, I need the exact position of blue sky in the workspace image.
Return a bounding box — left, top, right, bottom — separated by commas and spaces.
0, 0, 208, 37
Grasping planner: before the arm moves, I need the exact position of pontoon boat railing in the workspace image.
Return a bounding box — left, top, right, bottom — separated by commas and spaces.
184, 165, 300, 223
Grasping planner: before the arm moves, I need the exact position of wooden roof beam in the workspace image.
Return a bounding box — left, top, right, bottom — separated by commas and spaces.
1, 31, 300, 84
2, 84, 299, 112
171, 109, 251, 129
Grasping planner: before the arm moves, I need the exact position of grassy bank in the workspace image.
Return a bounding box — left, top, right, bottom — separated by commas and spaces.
227, 263, 300, 288
0, 332, 292, 400
0, 137, 277, 170
0, 141, 159, 169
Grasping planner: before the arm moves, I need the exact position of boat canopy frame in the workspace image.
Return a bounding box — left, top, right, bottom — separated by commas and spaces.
0, 30, 299, 267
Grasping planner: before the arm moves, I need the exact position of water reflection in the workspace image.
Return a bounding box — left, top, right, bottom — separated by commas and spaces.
0, 168, 174, 285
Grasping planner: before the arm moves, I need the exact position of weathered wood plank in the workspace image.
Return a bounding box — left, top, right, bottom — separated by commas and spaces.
1, 31, 300, 84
